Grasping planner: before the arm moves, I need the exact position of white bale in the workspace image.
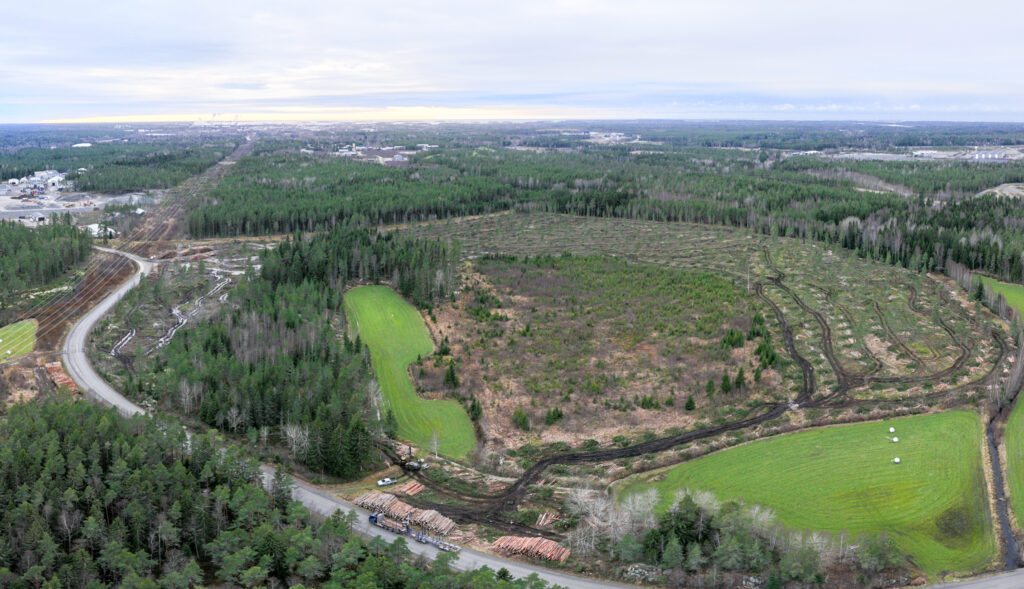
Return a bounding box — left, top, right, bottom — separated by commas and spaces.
893, 437, 899, 443
889, 427, 895, 433
893, 457, 901, 464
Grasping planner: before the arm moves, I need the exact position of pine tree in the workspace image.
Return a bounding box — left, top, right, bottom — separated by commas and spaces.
734, 367, 746, 390
720, 373, 732, 394
685, 395, 696, 411
384, 409, 399, 438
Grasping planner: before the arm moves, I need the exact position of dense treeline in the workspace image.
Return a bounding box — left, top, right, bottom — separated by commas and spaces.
0, 400, 561, 588
67, 143, 234, 193
186, 127, 1024, 284
0, 215, 92, 305
262, 227, 459, 307
150, 275, 376, 479
779, 156, 1024, 198
145, 226, 459, 478
186, 152, 549, 236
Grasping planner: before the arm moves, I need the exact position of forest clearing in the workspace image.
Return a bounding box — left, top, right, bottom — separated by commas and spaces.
345, 285, 476, 459
620, 411, 997, 577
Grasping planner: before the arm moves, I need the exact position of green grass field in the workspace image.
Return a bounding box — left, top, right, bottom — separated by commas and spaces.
621, 411, 996, 577
1007, 399, 1024, 533
0, 320, 37, 362
978, 276, 1024, 528
344, 286, 475, 459
980, 276, 1024, 316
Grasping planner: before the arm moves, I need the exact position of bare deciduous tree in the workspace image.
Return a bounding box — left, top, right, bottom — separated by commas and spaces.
282, 423, 309, 459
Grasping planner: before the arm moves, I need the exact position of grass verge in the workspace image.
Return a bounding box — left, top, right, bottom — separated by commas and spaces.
345, 285, 475, 459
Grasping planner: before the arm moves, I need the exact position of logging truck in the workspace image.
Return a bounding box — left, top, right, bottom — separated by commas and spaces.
367, 513, 460, 552
368, 513, 409, 535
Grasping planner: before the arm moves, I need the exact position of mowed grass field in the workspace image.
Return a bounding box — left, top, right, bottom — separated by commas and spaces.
344, 286, 475, 459
621, 411, 996, 577
0, 320, 37, 362
1007, 400, 1024, 531
980, 276, 1024, 316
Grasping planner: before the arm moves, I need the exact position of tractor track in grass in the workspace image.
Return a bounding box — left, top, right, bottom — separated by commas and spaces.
872, 300, 927, 369
809, 282, 885, 378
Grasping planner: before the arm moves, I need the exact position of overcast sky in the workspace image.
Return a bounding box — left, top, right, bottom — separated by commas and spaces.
2, 0, 1022, 123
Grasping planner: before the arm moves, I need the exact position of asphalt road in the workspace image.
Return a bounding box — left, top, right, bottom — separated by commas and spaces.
931, 569, 1024, 589
60, 247, 633, 589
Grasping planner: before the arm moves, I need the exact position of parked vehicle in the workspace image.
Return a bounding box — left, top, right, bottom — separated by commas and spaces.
377, 477, 397, 487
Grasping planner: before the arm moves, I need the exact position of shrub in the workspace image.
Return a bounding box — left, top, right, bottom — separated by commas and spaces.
639, 395, 660, 410
513, 407, 531, 431
544, 407, 564, 425
721, 328, 745, 349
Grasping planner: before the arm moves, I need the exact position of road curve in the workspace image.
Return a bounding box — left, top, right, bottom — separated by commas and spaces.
60, 247, 631, 589
63, 246, 153, 417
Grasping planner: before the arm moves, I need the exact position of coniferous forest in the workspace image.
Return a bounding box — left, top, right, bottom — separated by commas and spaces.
0, 215, 92, 304
0, 400, 559, 588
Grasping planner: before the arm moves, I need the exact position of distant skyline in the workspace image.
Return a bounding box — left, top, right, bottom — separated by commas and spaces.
2, 0, 1022, 123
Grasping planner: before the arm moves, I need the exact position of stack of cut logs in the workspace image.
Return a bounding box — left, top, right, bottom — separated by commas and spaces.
45, 362, 78, 393
354, 492, 457, 535
491, 536, 571, 563
394, 481, 425, 496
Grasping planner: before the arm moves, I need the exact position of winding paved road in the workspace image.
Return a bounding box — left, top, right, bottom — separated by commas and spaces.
60, 247, 632, 589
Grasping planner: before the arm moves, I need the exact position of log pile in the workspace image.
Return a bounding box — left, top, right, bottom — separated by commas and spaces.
491, 536, 570, 563
394, 481, 425, 496
354, 492, 457, 535
354, 492, 399, 512
45, 362, 78, 393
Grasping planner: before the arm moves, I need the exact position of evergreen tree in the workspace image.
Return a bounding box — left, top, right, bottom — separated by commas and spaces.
443, 361, 460, 389
662, 536, 684, 569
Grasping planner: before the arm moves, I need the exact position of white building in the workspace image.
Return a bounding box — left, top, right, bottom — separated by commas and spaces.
72, 143, 92, 148
85, 224, 118, 238
7, 178, 18, 185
